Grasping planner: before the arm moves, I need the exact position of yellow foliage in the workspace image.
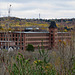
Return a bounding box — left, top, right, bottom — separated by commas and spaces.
63, 41, 66, 45
1, 28, 4, 30
34, 61, 37, 64
66, 21, 69, 23
38, 60, 41, 62
8, 28, 12, 31
59, 40, 66, 45
56, 24, 59, 27
64, 29, 67, 32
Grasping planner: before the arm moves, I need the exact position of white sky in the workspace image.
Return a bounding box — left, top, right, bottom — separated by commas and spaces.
0, 0, 75, 19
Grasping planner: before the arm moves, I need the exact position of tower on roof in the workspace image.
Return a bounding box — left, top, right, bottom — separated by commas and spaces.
49, 21, 57, 28
49, 21, 58, 49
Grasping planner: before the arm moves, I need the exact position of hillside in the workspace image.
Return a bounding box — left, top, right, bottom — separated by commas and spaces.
0, 17, 75, 31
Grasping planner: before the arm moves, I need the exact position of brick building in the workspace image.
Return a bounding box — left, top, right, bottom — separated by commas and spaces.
0, 21, 71, 50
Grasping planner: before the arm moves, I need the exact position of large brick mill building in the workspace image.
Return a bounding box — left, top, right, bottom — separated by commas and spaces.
0, 21, 71, 50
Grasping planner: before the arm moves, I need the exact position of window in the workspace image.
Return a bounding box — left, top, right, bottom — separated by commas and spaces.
4, 34, 5, 37
0, 34, 2, 37
13, 34, 14, 37
10, 34, 11, 37
19, 43, 20, 45
16, 38, 17, 41
51, 42, 53, 44
19, 39, 20, 41
1, 38, 2, 40
22, 38, 23, 41
22, 42, 23, 45
16, 34, 17, 37
51, 38, 53, 41
16, 42, 17, 45
22, 34, 23, 37
22, 47, 23, 50
51, 43, 53, 47
18, 34, 20, 37
13, 38, 14, 41
51, 34, 53, 37
4, 38, 5, 41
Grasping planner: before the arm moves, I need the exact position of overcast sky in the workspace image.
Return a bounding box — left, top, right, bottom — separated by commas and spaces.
0, 0, 75, 19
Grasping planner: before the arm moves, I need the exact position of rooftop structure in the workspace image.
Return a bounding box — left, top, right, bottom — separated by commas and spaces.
49, 21, 57, 28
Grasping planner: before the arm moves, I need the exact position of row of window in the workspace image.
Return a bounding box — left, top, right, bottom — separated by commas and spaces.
58, 38, 71, 40
26, 38, 49, 41
13, 34, 24, 37
58, 34, 71, 36
19, 47, 24, 50
0, 34, 24, 37
15, 42, 24, 45
0, 38, 24, 41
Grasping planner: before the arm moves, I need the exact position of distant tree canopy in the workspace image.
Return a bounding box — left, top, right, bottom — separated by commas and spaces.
0, 17, 74, 31
0, 26, 2, 29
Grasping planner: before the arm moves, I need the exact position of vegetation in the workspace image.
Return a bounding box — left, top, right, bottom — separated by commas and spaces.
8, 50, 56, 75
0, 17, 75, 31
0, 17, 75, 75
0, 26, 2, 29
26, 44, 34, 52
0, 37, 75, 75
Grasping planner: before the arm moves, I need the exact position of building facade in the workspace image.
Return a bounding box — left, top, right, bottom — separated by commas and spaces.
0, 21, 71, 50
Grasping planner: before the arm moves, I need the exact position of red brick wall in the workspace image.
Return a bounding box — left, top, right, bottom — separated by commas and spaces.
49, 28, 58, 48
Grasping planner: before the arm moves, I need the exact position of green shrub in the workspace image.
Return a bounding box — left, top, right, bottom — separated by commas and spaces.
26, 44, 34, 52
8, 47, 56, 75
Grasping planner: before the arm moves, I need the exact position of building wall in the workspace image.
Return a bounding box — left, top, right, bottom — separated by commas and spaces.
49, 28, 58, 48
25, 33, 50, 49
0, 30, 71, 50
58, 32, 71, 42
0, 32, 26, 50
11, 33, 26, 50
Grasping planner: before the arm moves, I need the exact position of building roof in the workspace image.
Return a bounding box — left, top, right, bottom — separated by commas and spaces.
49, 21, 57, 28
0, 31, 70, 34
14, 31, 49, 34
57, 32, 71, 34
14, 31, 70, 34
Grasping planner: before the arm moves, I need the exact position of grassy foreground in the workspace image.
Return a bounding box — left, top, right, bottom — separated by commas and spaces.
0, 43, 75, 75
